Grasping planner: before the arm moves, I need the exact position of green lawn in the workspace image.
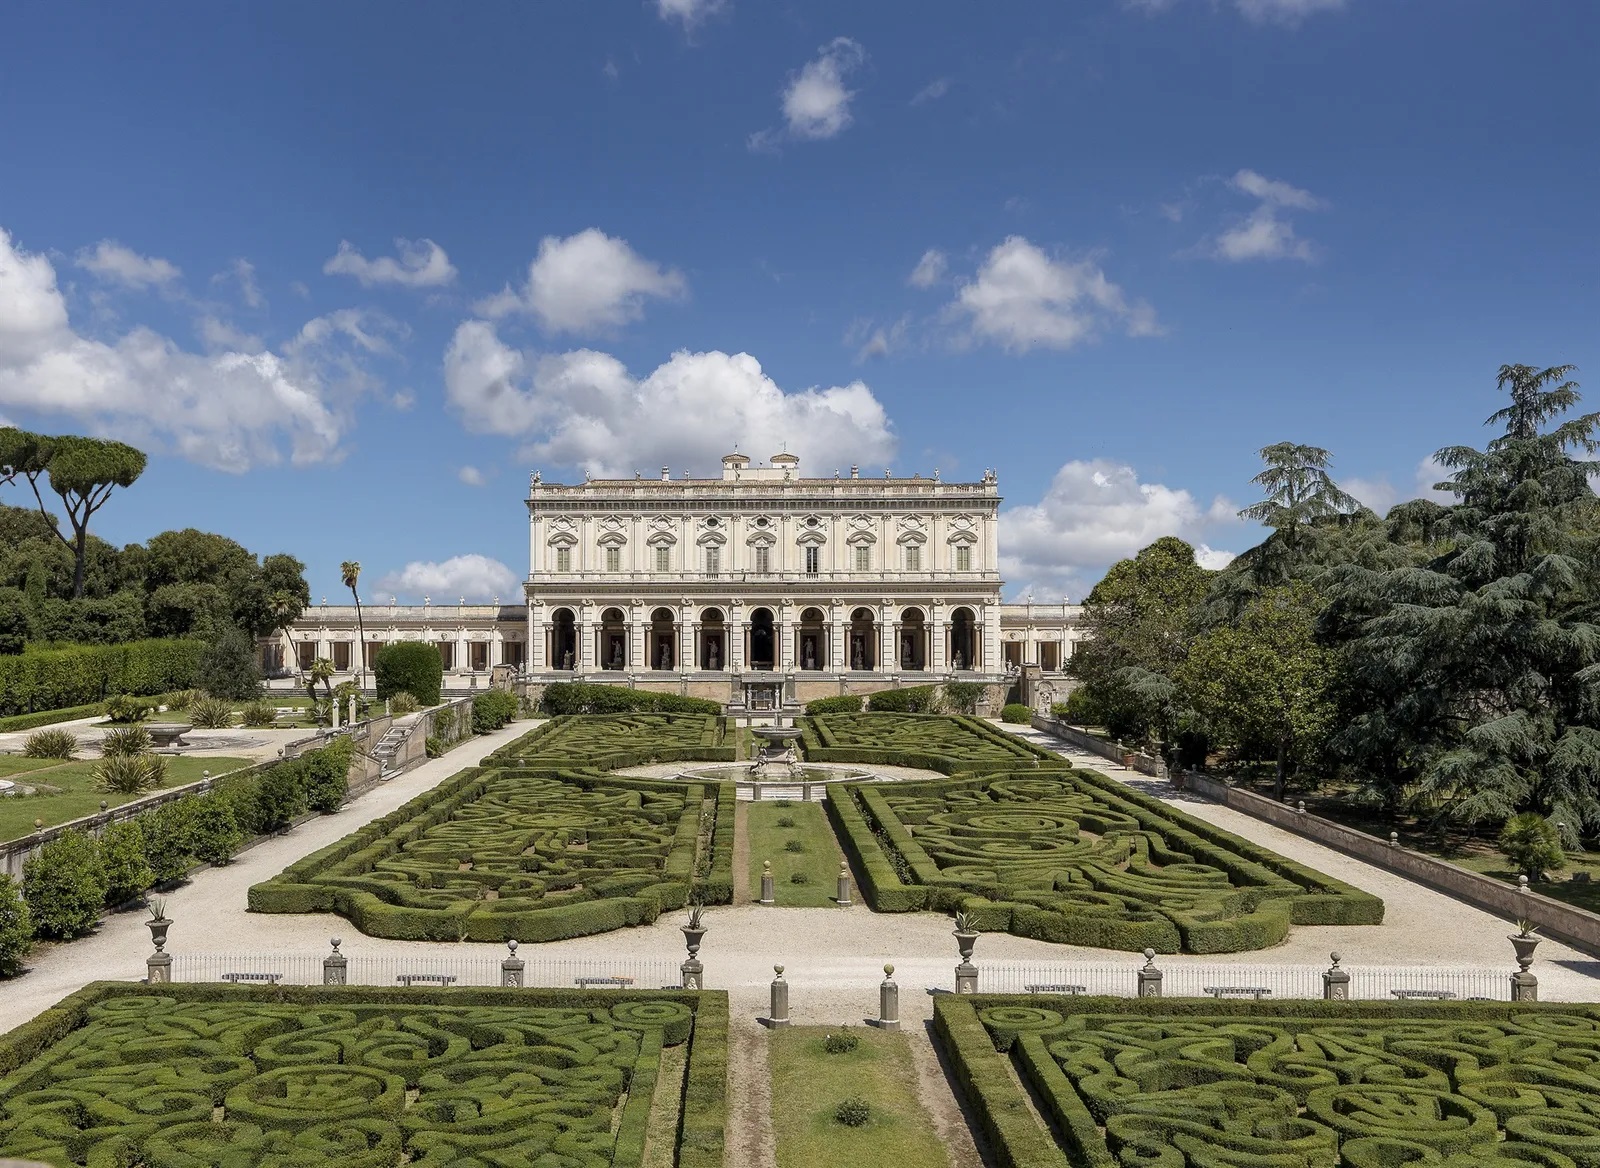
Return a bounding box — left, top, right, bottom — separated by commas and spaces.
0, 757, 59, 778
0, 755, 251, 842
769, 1027, 952, 1168
746, 800, 845, 907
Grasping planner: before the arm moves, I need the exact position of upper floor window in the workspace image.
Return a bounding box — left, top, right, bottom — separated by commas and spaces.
804, 546, 820, 575
655, 546, 670, 572
605, 546, 621, 572
754, 545, 770, 574
853, 545, 871, 572
705, 546, 721, 574
555, 546, 572, 573
905, 545, 921, 572
955, 545, 972, 572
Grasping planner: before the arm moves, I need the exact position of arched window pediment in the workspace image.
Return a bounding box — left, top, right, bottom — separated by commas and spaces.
845, 530, 877, 547
946, 529, 978, 546
547, 531, 578, 548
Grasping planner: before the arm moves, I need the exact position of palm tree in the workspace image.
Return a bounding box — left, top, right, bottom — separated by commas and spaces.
308, 656, 335, 706
341, 561, 367, 689
266, 590, 305, 681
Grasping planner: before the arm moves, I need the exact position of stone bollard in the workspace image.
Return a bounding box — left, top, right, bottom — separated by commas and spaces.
752, 782, 762, 802
836, 861, 853, 907
502, 939, 525, 988
323, 938, 348, 985
768, 965, 790, 1028
1296, 800, 1306, 815
1388, 831, 1399, 848
760, 861, 775, 905
1323, 952, 1350, 1000
802, 782, 812, 802
1518, 875, 1530, 894
878, 964, 900, 1032
1137, 948, 1162, 998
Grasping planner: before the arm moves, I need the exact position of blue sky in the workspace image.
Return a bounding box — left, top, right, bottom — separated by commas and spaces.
0, 0, 1595, 603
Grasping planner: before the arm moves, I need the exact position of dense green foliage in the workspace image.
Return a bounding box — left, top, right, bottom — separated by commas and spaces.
541, 680, 722, 715
22, 830, 107, 939
0, 703, 105, 733
866, 684, 940, 712
91, 751, 166, 795
195, 624, 261, 699
1498, 812, 1567, 882
372, 640, 443, 705
470, 688, 518, 733
0, 876, 31, 977
805, 694, 864, 715
1000, 703, 1034, 723
0, 638, 203, 717
98, 821, 154, 907
802, 712, 1067, 774
938, 994, 1600, 1168
22, 728, 76, 759
0, 982, 729, 1168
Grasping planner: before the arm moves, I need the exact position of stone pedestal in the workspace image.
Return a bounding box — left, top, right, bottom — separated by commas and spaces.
146, 951, 172, 984
759, 861, 775, 906
501, 939, 525, 988
768, 965, 790, 1028
1137, 949, 1163, 998
323, 938, 348, 985
836, 862, 852, 907
955, 961, 978, 994
1322, 952, 1349, 1001
878, 965, 900, 1032
1511, 971, 1539, 1002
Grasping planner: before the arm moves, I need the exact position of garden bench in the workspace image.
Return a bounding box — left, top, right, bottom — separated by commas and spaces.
395, 973, 457, 987
1203, 986, 1272, 1000
575, 976, 635, 988
221, 972, 282, 985
1391, 989, 1456, 1001
1024, 983, 1087, 995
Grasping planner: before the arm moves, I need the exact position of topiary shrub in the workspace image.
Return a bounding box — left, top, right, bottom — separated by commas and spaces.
93, 752, 167, 795
104, 693, 152, 723
868, 685, 941, 713
240, 700, 277, 727
806, 694, 864, 715
196, 625, 261, 701
833, 1096, 870, 1127
99, 724, 153, 758
541, 681, 721, 715
375, 642, 444, 706
1499, 812, 1566, 882
1000, 703, 1034, 724
189, 795, 244, 866
23, 728, 77, 759
24, 830, 108, 939
99, 820, 154, 907
472, 690, 518, 734
0, 874, 31, 977
188, 695, 234, 729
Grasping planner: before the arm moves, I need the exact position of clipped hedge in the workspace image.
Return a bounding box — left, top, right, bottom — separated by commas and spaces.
801, 712, 1070, 775
867, 684, 941, 712
372, 640, 443, 705
0, 639, 203, 717
541, 681, 723, 715
0, 702, 106, 733
805, 694, 864, 715
0, 980, 729, 1168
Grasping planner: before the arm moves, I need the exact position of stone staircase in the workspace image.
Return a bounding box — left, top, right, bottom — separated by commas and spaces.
369, 724, 412, 777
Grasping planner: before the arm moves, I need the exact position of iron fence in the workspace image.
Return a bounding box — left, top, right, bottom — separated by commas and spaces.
979, 962, 1513, 1001
170, 951, 682, 990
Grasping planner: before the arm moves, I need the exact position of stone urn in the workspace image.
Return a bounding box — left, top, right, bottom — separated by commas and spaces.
1509, 925, 1541, 972
953, 923, 979, 964
146, 901, 172, 951
681, 905, 707, 960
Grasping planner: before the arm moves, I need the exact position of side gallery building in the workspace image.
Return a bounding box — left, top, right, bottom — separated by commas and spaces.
274, 452, 1085, 710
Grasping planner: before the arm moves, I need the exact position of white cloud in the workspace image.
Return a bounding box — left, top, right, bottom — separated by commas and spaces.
751, 37, 866, 149
845, 315, 909, 362
1194, 544, 1237, 570
75, 241, 181, 290
1206, 169, 1325, 263
196, 315, 264, 354
475, 229, 685, 335
911, 77, 949, 105
444, 321, 896, 478
907, 248, 947, 288
1344, 456, 1455, 515
1124, 0, 1345, 24
457, 465, 486, 487
323, 238, 457, 289
214, 258, 264, 308
1000, 459, 1238, 598
376, 554, 518, 603
949, 236, 1160, 353
0, 227, 391, 472
655, 0, 726, 29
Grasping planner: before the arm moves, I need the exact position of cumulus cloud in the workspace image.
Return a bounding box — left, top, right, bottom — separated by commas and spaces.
0, 227, 391, 472
1206, 169, 1325, 263
457, 465, 486, 487
1343, 456, 1455, 515
213, 258, 264, 309
751, 37, 866, 149
75, 241, 181, 290
444, 321, 896, 478
1125, 0, 1345, 23
376, 554, 518, 603
907, 248, 947, 288
949, 236, 1160, 353
323, 238, 457, 289
1000, 459, 1238, 598
475, 229, 684, 336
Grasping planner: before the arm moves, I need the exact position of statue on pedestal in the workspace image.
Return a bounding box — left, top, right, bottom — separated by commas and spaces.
803, 638, 817, 670
561, 649, 574, 671
660, 642, 672, 670
611, 638, 624, 668
951, 649, 964, 671
708, 640, 720, 670
852, 639, 865, 671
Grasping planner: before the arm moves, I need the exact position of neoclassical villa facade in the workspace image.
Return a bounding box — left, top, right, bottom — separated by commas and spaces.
269, 453, 1086, 710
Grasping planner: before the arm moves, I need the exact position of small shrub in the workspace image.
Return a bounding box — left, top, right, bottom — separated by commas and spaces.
23, 728, 77, 759
774, 799, 794, 809
943, 681, 985, 715
389, 691, 420, 715
374, 642, 444, 706
189, 695, 234, 729
1052, 688, 1101, 725
140, 799, 196, 886
1000, 703, 1034, 724
99, 821, 154, 907
472, 689, 518, 734
99, 725, 152, 758
823, 1030, 860, 1055
784, 839, 806, 853
24, 830, 108, 940
833, 1097, 870, 1127
789, 871, 811, 885
104, 694, 151, 723
425, 735, 444, 758
805, 694, 864, 716
1499, 812, 1567, 881
93, 752, 168, 795
0, 874, 31, 977
189, 795, 244, 866
776, 815, 796, 828
304, 737, 352, 813
240, 700, 277, 727
165, 689, 202, 711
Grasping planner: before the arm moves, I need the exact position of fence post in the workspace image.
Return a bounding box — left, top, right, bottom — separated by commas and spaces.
836, 861, 853, 908
767, 965, 790, 1028
759, 861, 775, 905
877, 964, 900, 1032
1137, 948, 1162, 998
1322, 952, 1350, 1001
323, 938, 348, 985
501, 939, 525, 988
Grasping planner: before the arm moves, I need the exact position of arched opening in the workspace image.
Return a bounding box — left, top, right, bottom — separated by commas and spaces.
848, 607, 876, 671
599, 606, 627, 670
551, 608, 577, 671
950, 607, 977, 672
798, 606, 827, 670
650, 606, 676, 670
748, 607, 775, 671
700, 607, 726, 671
899, 607, 927, 671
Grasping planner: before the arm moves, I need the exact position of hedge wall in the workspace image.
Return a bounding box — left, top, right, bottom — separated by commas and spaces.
800, 712, 1070, 775
0, 639, 203, 717
541, 681, 722, 716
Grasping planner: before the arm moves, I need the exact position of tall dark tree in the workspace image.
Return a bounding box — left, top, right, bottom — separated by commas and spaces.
341, 560, 367, 687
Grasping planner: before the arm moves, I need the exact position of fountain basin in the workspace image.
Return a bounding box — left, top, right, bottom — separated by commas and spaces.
679, 763, 875, 785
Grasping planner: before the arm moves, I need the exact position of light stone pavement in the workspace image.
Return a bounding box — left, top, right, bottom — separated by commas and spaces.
0, 712, 311, 765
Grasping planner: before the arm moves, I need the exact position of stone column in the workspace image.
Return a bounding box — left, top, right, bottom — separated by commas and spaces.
836, 862, 852, 907
1322, 952, 1349, 1000
878, 964, 900, 1032
323, 938, 347, 985
931, 605, 947, 673
501, 940, 525, 988
729, 606, 745, 670
578, 611, 594, 672
767, 966, 790, 1028
778, 608, 793, 671
829, 605, 846, 676
630, 606, 646, 675
879, 604, 894, 673
1137, 949, 1163, 998
679, 606, 694, 672
455, 631, 469, 679
982, 605, 1001, 673
759, 861, 775, 905
537, 623, 551, 670
688, 621, 701, 671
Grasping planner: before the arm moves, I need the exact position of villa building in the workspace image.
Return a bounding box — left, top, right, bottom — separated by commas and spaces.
268, 452, 1088, 710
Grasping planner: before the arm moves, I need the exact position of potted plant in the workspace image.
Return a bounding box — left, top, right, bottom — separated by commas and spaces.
1509, 919, 1541, 972
146, 898, 171, 951
681, 901, 708, 959
953, 910, 980, 963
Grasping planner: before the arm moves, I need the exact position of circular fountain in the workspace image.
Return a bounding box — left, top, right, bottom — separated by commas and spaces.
677, 719, 876, 798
